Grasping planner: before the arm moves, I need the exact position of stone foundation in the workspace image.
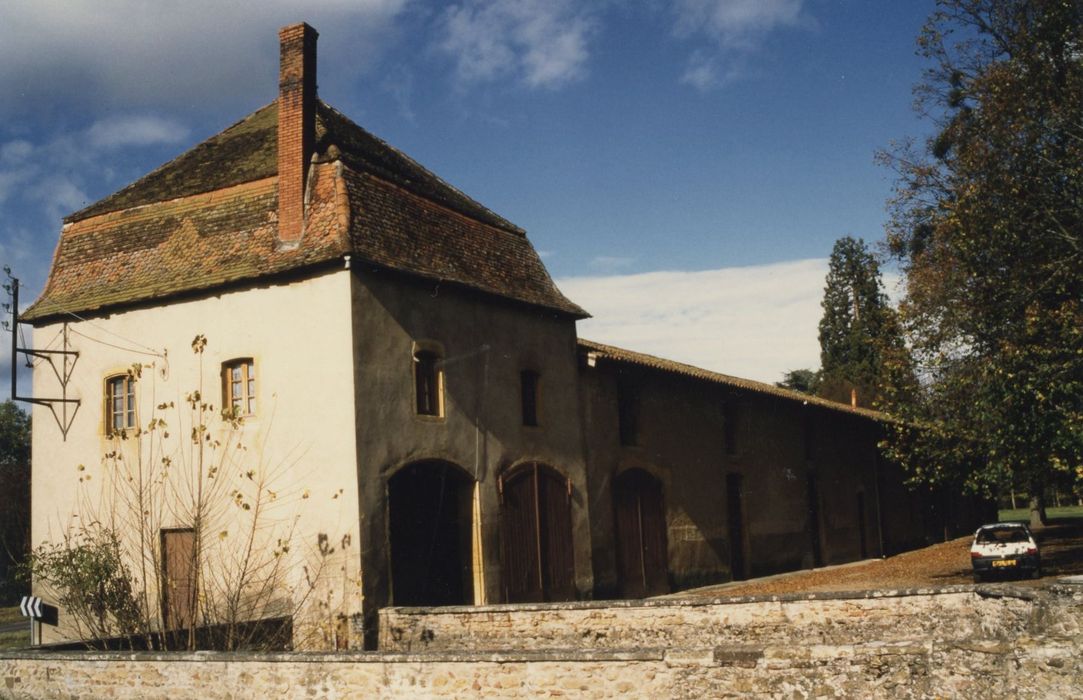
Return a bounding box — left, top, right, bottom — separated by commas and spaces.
2, 584, 1081, 699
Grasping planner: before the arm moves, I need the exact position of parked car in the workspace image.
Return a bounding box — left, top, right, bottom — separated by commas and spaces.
970, 523, 1041, 582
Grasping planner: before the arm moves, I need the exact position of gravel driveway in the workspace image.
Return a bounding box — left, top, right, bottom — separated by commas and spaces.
678, 518, 1083, 598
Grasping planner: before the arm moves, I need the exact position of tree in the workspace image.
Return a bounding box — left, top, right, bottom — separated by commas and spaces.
0, 400, 30, 604
817, 236, 909, 407
880, 0, 1083, 528
776, 368, 820, 395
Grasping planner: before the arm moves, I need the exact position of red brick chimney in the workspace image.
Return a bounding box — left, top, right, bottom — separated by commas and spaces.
277, 23, 318, 245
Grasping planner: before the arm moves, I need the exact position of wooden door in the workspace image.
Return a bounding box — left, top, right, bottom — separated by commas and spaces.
500, 463, 575, 603
161, 528, 196, 630
614, 469, 669, 598
726, 474, 747, 581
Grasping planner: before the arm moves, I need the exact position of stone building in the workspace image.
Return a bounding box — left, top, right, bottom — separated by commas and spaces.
22, 23, 952, 650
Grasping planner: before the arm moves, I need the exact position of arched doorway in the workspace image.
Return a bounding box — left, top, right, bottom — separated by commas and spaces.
613, 469, 669, 598
388, 460, 475, 606
499, 462, 575, 603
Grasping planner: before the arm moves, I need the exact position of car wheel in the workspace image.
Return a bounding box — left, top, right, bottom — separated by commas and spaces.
973, 571, 983, 583
1032, 567, 1042, 580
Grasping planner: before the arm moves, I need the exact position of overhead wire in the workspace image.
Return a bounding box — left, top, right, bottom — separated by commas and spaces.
64, 311, 166, 358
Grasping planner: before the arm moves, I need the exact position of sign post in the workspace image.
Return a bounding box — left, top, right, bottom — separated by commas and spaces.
20, 596, 59, 645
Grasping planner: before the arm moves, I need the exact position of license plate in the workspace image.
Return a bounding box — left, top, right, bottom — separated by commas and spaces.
992, 559, 1017, 568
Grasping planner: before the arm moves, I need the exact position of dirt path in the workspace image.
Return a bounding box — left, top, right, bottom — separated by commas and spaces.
678, 518, 1083, 598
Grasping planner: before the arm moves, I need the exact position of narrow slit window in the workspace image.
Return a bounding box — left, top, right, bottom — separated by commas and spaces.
223, 359, 256, 416
617, 377, 639, 446
724, 400, 738, 456
521, 370, 539, 426
415, 350, 443, 417
105, 374, 136, 434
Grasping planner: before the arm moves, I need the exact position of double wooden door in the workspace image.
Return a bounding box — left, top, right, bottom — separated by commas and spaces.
500, 463, 575, 603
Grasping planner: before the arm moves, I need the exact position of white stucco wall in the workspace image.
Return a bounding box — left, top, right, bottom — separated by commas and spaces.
29, 267, 361, 647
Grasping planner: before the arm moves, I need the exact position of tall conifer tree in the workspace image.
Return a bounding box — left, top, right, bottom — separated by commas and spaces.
817, 236, 905, 408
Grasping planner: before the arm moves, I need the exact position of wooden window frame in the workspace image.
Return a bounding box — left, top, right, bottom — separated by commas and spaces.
104, 373, 136, 436
414, 349, 444, 418
520, 369, 540, 427
222, 358, 256, 417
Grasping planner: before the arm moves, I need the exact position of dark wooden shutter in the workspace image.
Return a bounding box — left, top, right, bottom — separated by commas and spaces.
538, 467, 575, 601
161, 529, 196, 630
614, 469, 669, 598
500, 463, 575, 603
500, 466, 542, 602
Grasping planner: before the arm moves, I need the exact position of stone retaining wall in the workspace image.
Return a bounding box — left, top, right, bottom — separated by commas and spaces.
2, 637, 1081, 699
3, 585, 1081, 699
379, 585, 1071, 653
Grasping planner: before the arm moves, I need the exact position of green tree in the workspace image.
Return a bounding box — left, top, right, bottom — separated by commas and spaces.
817, 236, 908, 408
880, 0, 1083, 528
776, 368, 820, 395
0, 400, 30, 603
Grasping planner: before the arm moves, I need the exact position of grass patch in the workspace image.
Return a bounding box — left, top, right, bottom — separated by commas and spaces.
998, 505, 1083, 522
0, 626, 29, 650
0, 607, 29, 650
0, 606, 24, 626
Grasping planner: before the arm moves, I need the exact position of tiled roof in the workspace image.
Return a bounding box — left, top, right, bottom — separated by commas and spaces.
346, 170, 585, 317
24, 171, 349, 321
577, 339, 887, 421
25, 100, 584, 321
67, 104, 280, 223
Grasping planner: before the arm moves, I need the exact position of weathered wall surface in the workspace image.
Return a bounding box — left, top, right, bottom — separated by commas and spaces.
378, 586, 1074, 653
579, 357, 927, 596
3, 586, 1081, 699
29, 268, 363, 649
2, 640, 1081, 700
350, 269, 589, 623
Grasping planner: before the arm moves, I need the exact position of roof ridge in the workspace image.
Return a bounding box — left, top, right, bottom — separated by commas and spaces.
65, 102, 278, 223
577, 338, 886, 420
317, 100, 526, 236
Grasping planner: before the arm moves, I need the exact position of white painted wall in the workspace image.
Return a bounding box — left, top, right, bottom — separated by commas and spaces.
30, 267, 361, 646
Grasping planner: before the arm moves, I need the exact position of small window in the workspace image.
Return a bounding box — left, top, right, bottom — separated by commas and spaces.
724, 400, 737, 456
414, 350, 444, 417
521, 370, 539, 426
617, 377, 638, 446
223, 359, 256, 416
105, 374, 136, 434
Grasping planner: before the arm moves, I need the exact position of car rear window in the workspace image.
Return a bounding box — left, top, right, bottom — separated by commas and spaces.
976, 528, 1028, 544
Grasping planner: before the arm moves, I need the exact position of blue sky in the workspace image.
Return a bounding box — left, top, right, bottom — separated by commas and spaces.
0, 0, 936, 388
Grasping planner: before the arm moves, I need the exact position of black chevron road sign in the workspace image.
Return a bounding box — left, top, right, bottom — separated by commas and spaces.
19, 596, 58, 625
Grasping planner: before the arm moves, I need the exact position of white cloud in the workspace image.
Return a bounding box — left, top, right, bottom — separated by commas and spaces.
0, 1, 409, 116
674, 0, 805, 48
558, 258, 830, 384
671, 0, 809, 90
87, 116, 189, 150
438, 0, 595, 89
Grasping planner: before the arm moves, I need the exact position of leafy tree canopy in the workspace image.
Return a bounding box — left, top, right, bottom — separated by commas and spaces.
817, 236, 909, 407
0, 400, 30, 603
880, 0, 1083, 525
776, 368, 820, 395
